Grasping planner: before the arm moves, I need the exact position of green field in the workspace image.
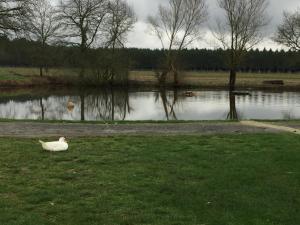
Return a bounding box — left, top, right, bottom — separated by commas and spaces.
131, 70, 300, 88
1, 134, 299, 225
0, 66, 300, 88
0, 67, 75, 78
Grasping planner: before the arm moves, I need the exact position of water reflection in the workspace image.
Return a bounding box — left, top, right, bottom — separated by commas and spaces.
157, 88, 178, 120
83, 88, 131, 121
40, 98, 45, 120
0, 88, 300, 121
227, 93, 238, 120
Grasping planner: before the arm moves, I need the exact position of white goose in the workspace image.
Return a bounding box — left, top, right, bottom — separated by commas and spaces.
39, 137, 69, 152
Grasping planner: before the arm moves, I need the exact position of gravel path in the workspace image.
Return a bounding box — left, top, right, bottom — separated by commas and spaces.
0, 122, 279, 138
241, 121, 300, 135
271, 122, 300, 130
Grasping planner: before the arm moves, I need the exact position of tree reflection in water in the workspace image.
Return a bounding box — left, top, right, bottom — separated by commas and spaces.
3, 89, 300, 121
156, 88, 179, 120
39, 98, 44, 120
227, 92, 239, 120
83, 88, 131, 121
24, 88, 131, 121
80, 94, 85, 121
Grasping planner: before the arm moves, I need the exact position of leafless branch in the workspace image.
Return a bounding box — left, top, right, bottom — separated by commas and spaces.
147, 0, 208, 85
274, 9, 300, 51
58, 0, 108, 51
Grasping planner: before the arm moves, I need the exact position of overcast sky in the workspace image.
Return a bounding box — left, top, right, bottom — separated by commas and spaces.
125, 0, 300, 50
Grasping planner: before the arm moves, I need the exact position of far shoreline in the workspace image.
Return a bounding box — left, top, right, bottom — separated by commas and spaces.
0, 68, 300, 90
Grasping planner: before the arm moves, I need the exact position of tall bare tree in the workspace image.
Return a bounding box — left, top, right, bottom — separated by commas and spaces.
58, 0, 108, 78
148, 0, 208, 86
215, 0, 269, 91
104, 0, 136, 83
274, 10, 300, 51
105, 0, 136, 49
0, 0, 27, 34
23, 0, 61, 76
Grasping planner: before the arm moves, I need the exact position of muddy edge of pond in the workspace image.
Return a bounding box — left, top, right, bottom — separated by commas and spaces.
0, 122, 281, 138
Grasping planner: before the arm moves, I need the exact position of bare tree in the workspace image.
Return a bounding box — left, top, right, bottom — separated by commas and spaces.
215, 0, 269, 91
58, 0, 108, 78
274, 10, 300, 51
0, 0, 27, 34
105, 0, 136, 49
148, 0, 208, 86
104, 0, 136, 83
23, 0, 61, 76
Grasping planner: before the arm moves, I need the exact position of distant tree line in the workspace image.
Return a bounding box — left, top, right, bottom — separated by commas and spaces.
0, 36, 299, 73
128, 48, 300, 73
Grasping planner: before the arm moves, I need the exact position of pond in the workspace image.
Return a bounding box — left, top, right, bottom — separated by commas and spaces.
0, 88, 300, 121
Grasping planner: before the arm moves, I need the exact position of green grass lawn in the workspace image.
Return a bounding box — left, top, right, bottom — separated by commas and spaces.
0, 134, 299, 225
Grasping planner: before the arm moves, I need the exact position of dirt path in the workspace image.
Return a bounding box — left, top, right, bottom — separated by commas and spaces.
0, 122, 280, 138
241, 121, 300, 135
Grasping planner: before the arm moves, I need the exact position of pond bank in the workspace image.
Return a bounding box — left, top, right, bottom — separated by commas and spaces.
1, 70, 300, 90
0, 121, 281, 138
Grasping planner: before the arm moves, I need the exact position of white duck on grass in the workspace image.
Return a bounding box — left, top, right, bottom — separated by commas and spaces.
39, 137, 69, 152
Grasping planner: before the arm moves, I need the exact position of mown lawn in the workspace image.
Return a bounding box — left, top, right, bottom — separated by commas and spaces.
0, 134, 299, 225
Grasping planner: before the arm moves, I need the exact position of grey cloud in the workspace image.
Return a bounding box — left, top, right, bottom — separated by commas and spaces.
125, 0, 299, 49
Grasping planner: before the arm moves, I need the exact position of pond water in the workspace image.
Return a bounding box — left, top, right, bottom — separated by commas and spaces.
0, 88, 300, 121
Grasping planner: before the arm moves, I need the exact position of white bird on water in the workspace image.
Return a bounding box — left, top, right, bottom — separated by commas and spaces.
39, 137, 69, 152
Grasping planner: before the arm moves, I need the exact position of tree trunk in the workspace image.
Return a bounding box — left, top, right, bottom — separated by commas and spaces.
229, 69, 236, 92
111, 87, 115, 121
173, 70, 179, 86
110, 42, 116, 85
40, 42, 46, 77
79, 40, 86, 79
79, 67, 85, 79
159, 71, 168, 86
39, 66, 43, 77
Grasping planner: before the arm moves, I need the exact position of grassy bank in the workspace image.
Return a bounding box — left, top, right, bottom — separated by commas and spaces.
1, 66, 300, 89
0, 118, 238, 124
1, 118, 300, 125
131, 71, 300, 89
0, 134, 299, 225
0, 67, 75, 87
